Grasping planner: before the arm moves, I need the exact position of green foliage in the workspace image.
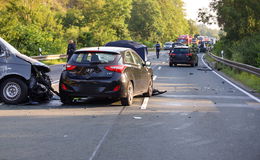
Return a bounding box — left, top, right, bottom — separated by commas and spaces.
129, 0, 190, 42
40, 58, 67, 65
0, 0, 192, 56
0, 0, 65, 56
200, 0, 260, 67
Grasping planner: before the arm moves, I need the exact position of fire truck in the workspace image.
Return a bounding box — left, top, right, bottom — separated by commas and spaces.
177, 35, 193, 45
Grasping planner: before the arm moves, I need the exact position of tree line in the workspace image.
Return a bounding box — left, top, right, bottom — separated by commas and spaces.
0, 0, 197, 56
199, 0, 260, 67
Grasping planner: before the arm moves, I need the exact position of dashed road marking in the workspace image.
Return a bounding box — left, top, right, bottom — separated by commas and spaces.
141, 97, 149, 110
158, 66, 162, 70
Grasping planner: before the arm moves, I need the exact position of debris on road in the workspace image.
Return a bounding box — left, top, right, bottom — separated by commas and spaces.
152, 89, 167, 96
133, 116, 142, 120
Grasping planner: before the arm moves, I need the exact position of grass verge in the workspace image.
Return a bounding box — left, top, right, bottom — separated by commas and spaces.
205, 54, 260, 93
40, 58, 67, 65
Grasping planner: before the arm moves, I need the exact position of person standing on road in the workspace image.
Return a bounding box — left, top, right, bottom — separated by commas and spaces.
155, 42, 160, 59
67, 40, 76, 61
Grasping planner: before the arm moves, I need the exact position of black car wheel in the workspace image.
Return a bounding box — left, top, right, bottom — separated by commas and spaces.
143, 79, 153, 97
169, 62, 173, 67
121, 82, 133, 106
0, 78, 28, 104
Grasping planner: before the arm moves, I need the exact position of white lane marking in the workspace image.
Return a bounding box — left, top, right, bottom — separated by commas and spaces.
140, 75, 157, 110
89, 129, 110, 160
158, 66, 162, 70
160, 94, 252, 100
201, 54, 260, 103
141, 97, 149, 110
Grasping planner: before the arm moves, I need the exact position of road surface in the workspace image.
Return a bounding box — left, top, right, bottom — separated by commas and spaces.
0, 51, 259, 160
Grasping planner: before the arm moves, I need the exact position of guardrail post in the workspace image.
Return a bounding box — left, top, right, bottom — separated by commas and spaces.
221, 50, 224, 59
39, 48, 42, 56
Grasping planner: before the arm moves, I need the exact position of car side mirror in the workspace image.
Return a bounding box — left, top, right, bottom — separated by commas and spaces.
143, 61, 151, 67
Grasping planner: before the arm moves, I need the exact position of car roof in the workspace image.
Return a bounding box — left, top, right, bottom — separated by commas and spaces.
75, 46, 131, 53
174, 46, 189, 49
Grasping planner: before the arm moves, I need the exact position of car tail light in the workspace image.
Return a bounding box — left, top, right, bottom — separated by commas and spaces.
104, 65, 127, 73
185, 53, 193, 56
61, 83, 68, 90
170, 53, 176, 56
113, 85, 121, 91
66, 64, 77, 71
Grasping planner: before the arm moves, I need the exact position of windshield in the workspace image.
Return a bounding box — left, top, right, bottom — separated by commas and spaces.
70, 52, 118, 64
0, 38, 20, 54
173, 48, 189, 54
165, 42, 172, 45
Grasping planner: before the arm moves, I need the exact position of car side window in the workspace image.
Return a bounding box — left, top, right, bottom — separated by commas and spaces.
0, 45, 5, 57
124, 51, 135, 64
131, 51, 144, 66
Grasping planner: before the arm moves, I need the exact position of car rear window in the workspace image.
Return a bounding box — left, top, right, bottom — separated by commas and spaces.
70, 52, 117, 64
165, 42, 172, 45
173, 48, 189, 54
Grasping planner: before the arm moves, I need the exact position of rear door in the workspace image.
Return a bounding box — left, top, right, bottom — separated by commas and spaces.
123, 50, 142, 93
131, 51, 149, 92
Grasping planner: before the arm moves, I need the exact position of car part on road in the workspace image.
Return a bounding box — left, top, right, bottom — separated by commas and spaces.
152, 89, 167, 96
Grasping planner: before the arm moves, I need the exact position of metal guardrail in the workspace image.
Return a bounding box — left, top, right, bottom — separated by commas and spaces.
207, 52, 260, 77
31, 54, 67, 61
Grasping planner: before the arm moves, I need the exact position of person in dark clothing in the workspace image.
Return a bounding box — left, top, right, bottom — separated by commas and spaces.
67, 40, 76, 61
155, 42, 160, 59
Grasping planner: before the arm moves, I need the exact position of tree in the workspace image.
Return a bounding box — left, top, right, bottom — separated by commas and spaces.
0, 0, 65, 56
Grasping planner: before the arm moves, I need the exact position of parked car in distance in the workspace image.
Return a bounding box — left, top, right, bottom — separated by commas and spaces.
163, 42, 174, 50
169, 46, 198, 67
0, 38, 53, 104
59, 47, 153, 106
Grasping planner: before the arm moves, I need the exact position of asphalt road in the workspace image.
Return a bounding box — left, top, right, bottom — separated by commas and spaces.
0, 51, 260, 160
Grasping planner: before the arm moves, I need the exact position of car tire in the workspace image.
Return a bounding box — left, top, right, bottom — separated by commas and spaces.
0, 78, 28, 104
121, 82, 134, 106
191, 62, 195, 67
169, 62, 173, 67
143, 79, 153, 97
60, 93, 73, 104
174, 63, 177, 66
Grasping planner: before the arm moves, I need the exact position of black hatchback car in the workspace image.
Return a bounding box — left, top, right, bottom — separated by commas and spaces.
59, 47, 153, 106
169, 46, 198, 67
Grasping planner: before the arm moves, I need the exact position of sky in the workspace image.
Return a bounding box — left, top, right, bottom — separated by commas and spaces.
182, 0, 219, 29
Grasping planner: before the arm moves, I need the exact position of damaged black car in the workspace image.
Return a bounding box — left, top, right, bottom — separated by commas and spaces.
0, 38, 54, 104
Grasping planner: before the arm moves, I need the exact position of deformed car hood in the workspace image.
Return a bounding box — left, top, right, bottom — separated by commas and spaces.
16, 52, 50, 73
